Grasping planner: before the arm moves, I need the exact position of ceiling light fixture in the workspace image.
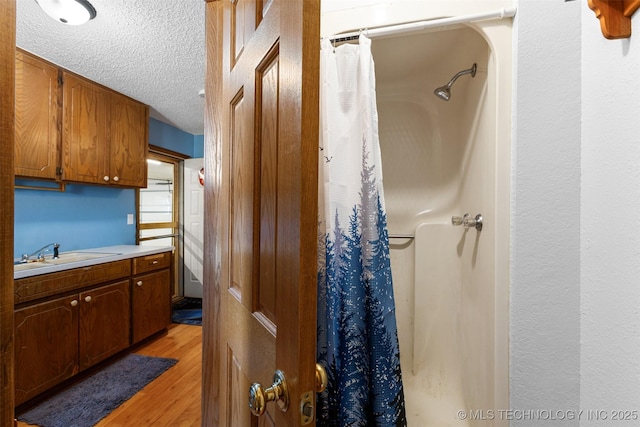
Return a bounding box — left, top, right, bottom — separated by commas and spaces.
35, 0, 97, 26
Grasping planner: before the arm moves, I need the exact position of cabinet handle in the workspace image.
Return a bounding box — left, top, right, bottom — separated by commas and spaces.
103, 176, 109, 182
84, 296, 92, 303
113, 176, 119, 182
70, 300, 78, 307
137, 281, 143, 287
152, 260, 158, 264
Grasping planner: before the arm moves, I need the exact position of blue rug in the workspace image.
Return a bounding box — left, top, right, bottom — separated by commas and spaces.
172, 298, 202, 326
17, 354, 177, 427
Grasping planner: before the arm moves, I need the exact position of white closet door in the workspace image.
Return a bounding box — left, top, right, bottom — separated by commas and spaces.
183, 158, 204, 298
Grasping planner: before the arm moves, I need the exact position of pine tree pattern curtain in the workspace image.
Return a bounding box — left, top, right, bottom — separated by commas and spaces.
317, 34, 407, 426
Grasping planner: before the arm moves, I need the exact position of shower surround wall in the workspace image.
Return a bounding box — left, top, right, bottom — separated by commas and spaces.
322, 2, 512, 426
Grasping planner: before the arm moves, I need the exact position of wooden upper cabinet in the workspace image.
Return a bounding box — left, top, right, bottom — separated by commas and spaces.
15, 50, 149, 189
62, 72, 110, 185
62, 72, 148, 188
15, 49, 61, 180
110, 92, 148, 187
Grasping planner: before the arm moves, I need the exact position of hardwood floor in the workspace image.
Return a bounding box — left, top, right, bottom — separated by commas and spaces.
17, 323, 202, 427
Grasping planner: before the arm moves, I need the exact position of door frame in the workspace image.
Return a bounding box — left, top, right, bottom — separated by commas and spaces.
1, 0, 15, 423
137, 146, 188, 300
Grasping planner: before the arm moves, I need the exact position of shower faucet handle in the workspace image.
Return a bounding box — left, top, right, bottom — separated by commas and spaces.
451, 213, 469, 226
463, 214, 483, 232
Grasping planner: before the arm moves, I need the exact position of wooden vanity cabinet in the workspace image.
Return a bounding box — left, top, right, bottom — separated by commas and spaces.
78, 280, 131, 370
14, 280, 131, 406
62, 72, 148, 188
14, 295, 79, 406
14, 49, 61, 180
131, 252, 172, 343
14, 252, 172, 406
13, 260, 131, 406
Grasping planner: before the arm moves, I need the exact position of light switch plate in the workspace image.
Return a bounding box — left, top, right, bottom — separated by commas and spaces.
127, 214, 134, 225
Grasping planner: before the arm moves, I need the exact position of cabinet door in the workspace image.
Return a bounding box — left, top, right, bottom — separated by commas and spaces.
110, 92, 148, 188
14, 295, 79, 406
79, 280, 130, 370
15, 50, 61, 180
132, 269, 171, 343
62, 72, 110, 185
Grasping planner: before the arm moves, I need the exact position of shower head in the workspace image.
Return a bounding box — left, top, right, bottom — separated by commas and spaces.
434, 63, 477, 101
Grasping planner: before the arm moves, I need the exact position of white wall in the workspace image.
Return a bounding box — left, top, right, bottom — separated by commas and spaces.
515, 0, 640, 425
511, 1, 581, 423
580, 1, 640, 422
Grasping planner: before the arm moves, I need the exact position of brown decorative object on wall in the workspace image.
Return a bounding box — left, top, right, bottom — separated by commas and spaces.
588, 0, 640, 39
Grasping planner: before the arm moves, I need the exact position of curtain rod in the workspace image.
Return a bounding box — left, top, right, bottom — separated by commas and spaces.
328, 7, 517, 43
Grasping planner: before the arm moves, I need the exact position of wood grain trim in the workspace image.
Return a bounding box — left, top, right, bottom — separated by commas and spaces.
275, 0, 320, 419
203, 1, 224, 425
149, 145, 191, 160
14, 260, 131, 305
139, 222, 177, 230
0, 0, 16, 422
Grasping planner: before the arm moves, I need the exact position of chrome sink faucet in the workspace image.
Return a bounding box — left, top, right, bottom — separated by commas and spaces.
21, 243, 60, 263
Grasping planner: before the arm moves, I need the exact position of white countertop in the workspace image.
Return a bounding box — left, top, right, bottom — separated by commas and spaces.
14, 245, 174, 280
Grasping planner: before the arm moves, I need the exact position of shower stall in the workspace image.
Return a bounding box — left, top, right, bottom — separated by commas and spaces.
322, 3, 513, 426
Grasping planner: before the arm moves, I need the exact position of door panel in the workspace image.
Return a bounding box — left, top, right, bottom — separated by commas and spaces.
229, 89, 253, 308
202, 0, 320, 425
256, 47, 279, 327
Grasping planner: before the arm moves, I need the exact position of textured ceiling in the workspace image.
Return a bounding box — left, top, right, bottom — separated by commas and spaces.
16, 0, 206, 135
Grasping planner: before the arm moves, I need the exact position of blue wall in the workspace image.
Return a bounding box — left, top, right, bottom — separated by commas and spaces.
193, 134, 204, 158
15, 184, 136, 258
14, 119, 204, 259
149, 118, 204, 157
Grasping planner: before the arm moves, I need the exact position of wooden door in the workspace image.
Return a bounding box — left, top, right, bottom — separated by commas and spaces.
131, 269, 171, 343
62, 72, 110, 185
14, 295, 79, 406
202, 0, 320, 426
14, 50, 61, 180
110, 92, 149, 187
78, 280, 130, 370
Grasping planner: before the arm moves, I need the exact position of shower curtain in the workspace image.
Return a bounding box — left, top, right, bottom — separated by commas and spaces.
317, 34, 407, 427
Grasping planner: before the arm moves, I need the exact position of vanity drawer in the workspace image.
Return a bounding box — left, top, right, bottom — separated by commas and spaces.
132, 251, 171, 275
15, 260, 131, 304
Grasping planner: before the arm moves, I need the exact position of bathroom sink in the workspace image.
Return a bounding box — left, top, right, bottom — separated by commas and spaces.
14, 251, 119, 271
46, 251, 118, 264
13, 262, 53, 271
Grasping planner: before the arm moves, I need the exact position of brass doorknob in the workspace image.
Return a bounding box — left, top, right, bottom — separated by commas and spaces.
315, 363, 328, 393
249, 370, 289, 417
